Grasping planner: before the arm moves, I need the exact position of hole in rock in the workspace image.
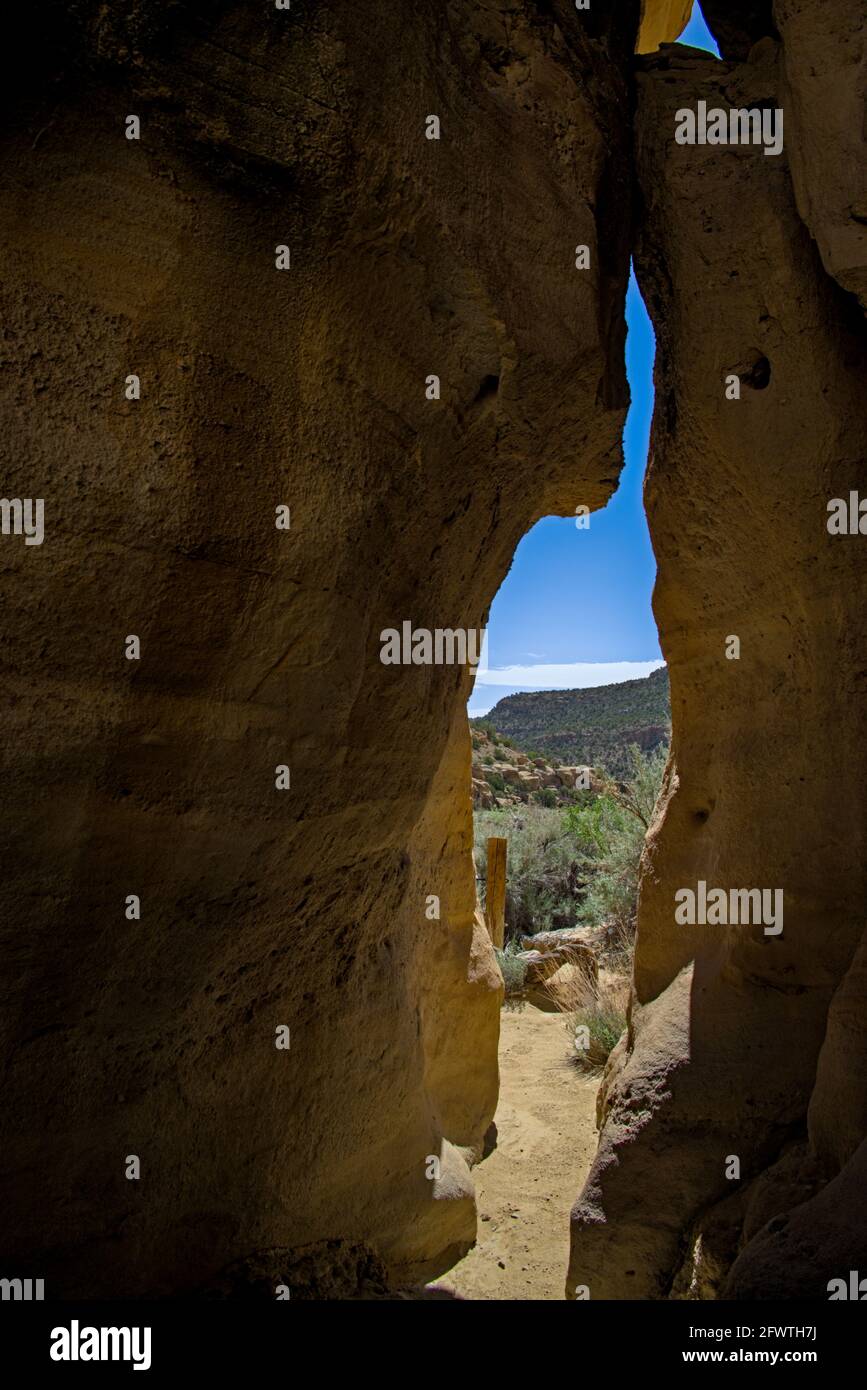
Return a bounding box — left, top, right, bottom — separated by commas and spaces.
739, 354, 771, 390
475, 373, 500, 403
438, 268, 669, 1299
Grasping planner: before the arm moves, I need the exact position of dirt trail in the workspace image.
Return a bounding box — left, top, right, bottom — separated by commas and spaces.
433, 1008, 600, 1300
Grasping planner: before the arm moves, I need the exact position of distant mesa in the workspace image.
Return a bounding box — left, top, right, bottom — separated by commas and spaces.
471, 665, 670, 793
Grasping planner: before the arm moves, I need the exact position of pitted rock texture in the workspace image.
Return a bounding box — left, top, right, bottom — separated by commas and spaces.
567, 34, 867, 1300
0, 0, 631, 1296
775, 0, 867, 313
3, 0, 866, 1304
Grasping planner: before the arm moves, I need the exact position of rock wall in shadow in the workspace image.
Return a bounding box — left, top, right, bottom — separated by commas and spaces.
568, 22, 867, 1299
3, 0, 864, 1303
0, 0, 632, 1296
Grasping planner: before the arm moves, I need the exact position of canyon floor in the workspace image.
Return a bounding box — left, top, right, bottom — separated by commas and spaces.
432, 1009, 600, 1301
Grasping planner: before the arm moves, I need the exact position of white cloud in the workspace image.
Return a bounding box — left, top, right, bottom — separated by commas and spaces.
471, 658, 665, 690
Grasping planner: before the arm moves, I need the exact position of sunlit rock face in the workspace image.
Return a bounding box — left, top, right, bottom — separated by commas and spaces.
636, 0, 694, 54
774, 0, 867, 315
568, 31, 867, 1300
0, 0, 630, 1296
694, 1, 866, 309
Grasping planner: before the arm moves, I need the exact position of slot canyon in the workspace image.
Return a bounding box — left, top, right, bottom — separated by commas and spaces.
1, 0, 865, 1302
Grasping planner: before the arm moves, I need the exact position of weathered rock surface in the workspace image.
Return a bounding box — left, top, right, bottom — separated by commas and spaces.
0, 0, 632, 1296
3, 0, 865, 1305
525, 962, 587, 1014
470, 726, 595, 809
725, 1139, 867, 1300
568, 33, 867, 1300
775, 0, 867, 313
700, 1, 867, 310
519, 941, 598, 1014
520, 926, 595, 952
637, 0, 694, 54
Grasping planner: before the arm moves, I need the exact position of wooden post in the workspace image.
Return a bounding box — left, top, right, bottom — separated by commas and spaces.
485, 837, 507, 949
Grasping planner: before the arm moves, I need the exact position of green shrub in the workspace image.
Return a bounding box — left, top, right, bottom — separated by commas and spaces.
473, 746, 666, 962
534, 788, 558, 808
565, 973, 630, 1071
475, 807, 582, 943
494, 943, 527, 1001
564, 745, 667, 944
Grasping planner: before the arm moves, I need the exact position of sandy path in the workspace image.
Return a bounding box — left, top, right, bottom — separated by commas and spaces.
433, 1008, 600, 1301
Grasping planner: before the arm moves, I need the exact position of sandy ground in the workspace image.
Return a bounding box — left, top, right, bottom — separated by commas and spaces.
432, 1008, 600, 1301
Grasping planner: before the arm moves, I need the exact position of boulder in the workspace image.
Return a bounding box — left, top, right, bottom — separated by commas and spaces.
521, 927, 595, 953
526, 962, 589, 1014
517, 770, 542, 791
557, 765, 594, 790
518, 942, 598, 1010
471, 777, 495, 810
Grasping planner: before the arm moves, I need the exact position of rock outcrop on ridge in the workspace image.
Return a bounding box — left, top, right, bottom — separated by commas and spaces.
470, 726, 593, 809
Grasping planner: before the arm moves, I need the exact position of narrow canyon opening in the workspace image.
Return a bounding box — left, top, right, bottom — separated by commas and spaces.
435, 267, 666, 1298
3, 0, 867, 1321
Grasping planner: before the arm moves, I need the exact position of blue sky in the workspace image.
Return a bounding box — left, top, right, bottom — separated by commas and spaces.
679, 4, 722, 54
468, 6, 719, 717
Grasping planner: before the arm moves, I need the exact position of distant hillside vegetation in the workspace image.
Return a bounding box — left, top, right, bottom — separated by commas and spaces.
474, 665, 670, 778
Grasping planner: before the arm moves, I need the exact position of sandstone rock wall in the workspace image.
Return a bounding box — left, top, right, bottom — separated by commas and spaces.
3, 0, 865, 1303
568, 21, 867, 1299
0, 0, 632, 1296
637, 1, 694, 54
776, 0, 867, 312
